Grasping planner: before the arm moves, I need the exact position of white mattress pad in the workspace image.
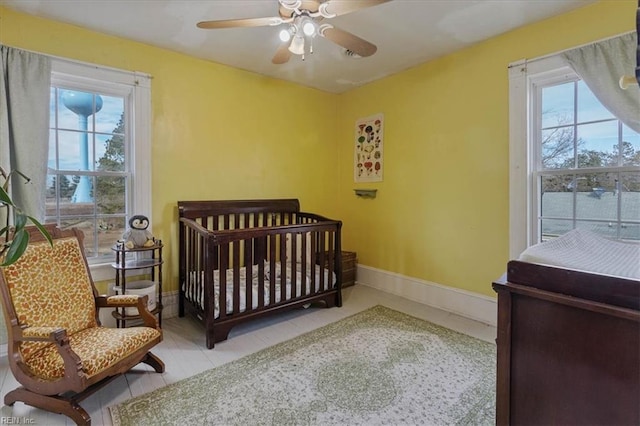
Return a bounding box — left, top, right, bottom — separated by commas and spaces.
518, 229, 640, 280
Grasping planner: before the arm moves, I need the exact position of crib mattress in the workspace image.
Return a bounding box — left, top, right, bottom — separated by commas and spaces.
518, 229, 640, 280
185, 262, 336, 318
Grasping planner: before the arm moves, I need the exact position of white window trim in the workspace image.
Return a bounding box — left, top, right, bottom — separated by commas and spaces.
508, 55, 574, 259
50, 59, 152, 282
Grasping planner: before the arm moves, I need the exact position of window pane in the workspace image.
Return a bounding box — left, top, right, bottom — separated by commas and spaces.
96, 133, 125, 172
620, 172, 640, 222
96, 176, 126, 214
541, 82, 574, 129
620, 223, 640, 240
98, 217, 127, 257
57, 130, 96, 171
540, 218, 573, 241
542, 126, 574, 169
58, 90, 102, 132
622, 125, 640, 167
575, 173, 617, 221
45, 174, 83, 204
577, 80, 614, 122
576, 121, 618, 168
94, 95, 124, 134
48, 132, 58, 169
575, 221, 618, 238
541, 175, 574, 219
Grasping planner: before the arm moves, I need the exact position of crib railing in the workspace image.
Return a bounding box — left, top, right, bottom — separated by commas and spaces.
178, 202, 342, 348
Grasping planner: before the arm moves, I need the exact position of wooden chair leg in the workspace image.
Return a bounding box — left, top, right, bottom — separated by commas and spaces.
4, 387, 91, 425
141, 351, 165, 373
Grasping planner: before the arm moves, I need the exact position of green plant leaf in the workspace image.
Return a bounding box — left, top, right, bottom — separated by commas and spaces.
0, 186, 14, 207
27, 215, 53, 247
1, 228, 29, 266
14, 212, 27, 231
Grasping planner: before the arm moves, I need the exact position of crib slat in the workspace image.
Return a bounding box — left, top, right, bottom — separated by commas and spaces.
318, 231, 326, 291
291, 232, 298, 299
232, 240, 240, 315
269, 234, 276, 306
178, 199, 342, 349
219, 244, 229, 320
244, 237, 253, 314
310, 231, 316, 294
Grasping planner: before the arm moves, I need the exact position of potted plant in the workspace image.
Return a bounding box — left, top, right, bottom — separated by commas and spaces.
0, 167, 52, 266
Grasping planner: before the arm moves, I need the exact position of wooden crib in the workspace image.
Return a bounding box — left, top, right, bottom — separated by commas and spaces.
178, 199, 343, 349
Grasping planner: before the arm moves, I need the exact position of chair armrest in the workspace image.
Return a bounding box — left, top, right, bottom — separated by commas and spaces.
97, 294, 142, 307
13, 326, 88, 393
95, 295, 159, 329
20, 326, 65, 342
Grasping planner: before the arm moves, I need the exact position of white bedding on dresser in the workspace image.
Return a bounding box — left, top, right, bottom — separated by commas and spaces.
185, 261, 335, 318
519, 229, 640, 280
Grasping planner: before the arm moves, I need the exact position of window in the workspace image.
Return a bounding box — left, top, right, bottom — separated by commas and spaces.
47, 60, 151, 280
509, 56, 640, 258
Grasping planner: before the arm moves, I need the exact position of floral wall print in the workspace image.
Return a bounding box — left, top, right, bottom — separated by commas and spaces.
354, 113, 384, 182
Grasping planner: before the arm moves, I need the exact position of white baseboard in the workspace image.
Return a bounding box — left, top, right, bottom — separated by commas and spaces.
1, 278, 494, 358
356, 264, 497, 327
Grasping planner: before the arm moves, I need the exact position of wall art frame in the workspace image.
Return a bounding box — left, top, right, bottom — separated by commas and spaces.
354, 113, 384, 182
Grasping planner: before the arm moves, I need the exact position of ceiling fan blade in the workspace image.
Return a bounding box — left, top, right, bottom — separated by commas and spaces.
197, 16, 285, 29
272, 43, 292, 64
320, 0, 391, 17
320, 25, 377, 57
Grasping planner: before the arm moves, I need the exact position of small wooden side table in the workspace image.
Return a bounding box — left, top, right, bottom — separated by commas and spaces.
341, 251, 357, 287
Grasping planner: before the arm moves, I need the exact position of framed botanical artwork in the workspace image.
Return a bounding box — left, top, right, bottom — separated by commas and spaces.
354, 113, 384, 182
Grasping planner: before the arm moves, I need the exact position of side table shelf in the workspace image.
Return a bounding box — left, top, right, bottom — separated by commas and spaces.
111, 240, 163, 328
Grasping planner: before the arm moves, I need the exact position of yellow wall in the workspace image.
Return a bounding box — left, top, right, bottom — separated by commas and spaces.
0, 6, 340, 293
336, 0, 636, 296
0, 1, 635, 299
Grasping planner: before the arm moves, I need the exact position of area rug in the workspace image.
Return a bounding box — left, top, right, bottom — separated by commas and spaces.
110, 305, 496, 425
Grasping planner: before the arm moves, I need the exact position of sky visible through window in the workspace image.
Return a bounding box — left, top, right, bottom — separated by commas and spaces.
539, 80, 639, 240
49, 88, 124, 172
541, 80, 640, 159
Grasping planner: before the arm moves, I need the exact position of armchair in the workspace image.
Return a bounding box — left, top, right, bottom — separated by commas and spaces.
0, 225, 164, 425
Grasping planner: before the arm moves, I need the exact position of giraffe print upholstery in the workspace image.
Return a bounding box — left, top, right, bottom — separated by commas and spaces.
1, 237, 161, 380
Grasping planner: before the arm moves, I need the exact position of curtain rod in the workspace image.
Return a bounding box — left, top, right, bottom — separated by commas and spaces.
507, 30, 635, 69
0, 43, 152, 80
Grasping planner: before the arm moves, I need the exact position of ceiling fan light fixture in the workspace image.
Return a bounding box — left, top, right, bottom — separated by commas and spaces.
288, 35, 305, 55
279, 27, 292, 42
301, 19, 316, 36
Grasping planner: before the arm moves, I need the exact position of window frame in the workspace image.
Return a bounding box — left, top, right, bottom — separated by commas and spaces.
49, 59, 152, 281
509, 55, 639, 258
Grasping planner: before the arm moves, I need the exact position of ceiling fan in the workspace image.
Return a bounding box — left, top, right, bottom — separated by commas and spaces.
197, 0, 391, 64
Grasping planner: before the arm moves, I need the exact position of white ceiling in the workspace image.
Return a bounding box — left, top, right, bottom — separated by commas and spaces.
1, 0, 594, 93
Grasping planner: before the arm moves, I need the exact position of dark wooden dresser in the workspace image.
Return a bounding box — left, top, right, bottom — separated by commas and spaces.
492, 261, 640, 425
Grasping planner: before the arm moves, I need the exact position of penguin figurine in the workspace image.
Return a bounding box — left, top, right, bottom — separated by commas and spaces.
122, 215, 155, 249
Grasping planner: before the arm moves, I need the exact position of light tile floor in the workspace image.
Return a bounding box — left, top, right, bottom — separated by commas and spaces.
0, 284, 496, 425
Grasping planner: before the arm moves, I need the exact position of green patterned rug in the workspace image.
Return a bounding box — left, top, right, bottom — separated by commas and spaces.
110, 305, 496, 425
